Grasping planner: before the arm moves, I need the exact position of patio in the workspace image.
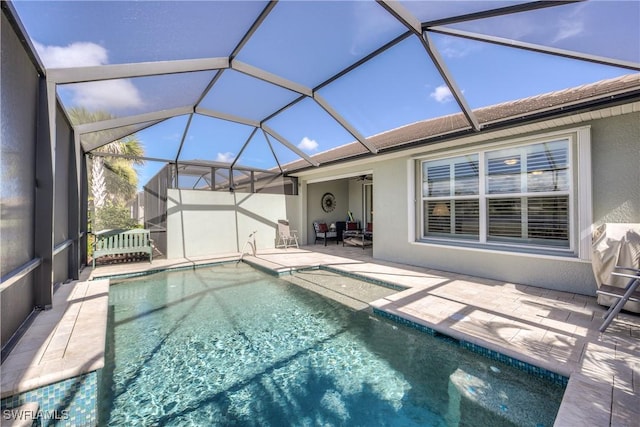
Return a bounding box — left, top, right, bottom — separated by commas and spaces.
85, 245, 640, 426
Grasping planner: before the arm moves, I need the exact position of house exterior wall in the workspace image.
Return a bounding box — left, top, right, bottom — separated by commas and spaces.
374, 112, 639, 296
591, 113, 640, 224
296, 110, 638, 296
166, 189, 301, 258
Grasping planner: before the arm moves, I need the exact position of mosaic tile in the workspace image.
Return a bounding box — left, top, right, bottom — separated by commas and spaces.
1, 371, 98, 427
91, 260, 236, 281
373, 308, 569, 387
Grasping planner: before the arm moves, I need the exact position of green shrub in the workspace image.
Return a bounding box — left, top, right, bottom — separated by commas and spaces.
93, 202, 139, 231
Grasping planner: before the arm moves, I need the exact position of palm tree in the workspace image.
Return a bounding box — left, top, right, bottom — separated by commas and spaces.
69, 107, 145, 226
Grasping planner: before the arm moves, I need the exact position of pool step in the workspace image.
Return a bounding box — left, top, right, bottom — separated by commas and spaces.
2, 402, 39, 427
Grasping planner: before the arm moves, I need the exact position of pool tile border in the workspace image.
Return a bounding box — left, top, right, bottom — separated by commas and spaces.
91, 260, 238, 281
0, 371, 98, 427
374, 308, 569, 387
258, 261, 568, 388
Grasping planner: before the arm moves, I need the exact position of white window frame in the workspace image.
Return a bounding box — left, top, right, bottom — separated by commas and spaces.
421, 154, 481, 239
415, 127, 592, 259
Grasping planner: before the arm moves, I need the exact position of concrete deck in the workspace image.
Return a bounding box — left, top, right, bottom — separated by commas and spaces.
0, 270, 108, 399
3, 245, 638, 426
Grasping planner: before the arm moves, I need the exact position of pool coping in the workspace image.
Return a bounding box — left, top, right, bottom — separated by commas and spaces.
0, 276, 109, 399
286, 264, 570, 386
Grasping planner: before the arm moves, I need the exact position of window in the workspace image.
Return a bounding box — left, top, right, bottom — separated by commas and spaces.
422, 155, 479, 240
420, 138, 573, 251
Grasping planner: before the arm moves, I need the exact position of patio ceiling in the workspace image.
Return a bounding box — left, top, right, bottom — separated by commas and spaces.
6, 0, 640, 176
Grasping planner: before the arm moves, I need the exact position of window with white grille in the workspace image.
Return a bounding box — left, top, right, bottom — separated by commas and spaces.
421, 138, 573, 251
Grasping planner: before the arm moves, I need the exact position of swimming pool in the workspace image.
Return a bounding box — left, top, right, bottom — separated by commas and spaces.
98, 263, 564, 426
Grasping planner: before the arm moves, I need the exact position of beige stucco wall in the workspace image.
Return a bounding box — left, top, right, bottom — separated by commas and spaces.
377, 112, 639, 295
166, 189, 301, 258
591, 113, 640, 224
296, 110, 639, 296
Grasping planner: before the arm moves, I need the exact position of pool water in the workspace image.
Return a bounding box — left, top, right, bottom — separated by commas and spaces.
98, 263, 564, 426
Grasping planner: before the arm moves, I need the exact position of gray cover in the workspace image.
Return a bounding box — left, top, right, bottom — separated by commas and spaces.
592, 223, 640, 312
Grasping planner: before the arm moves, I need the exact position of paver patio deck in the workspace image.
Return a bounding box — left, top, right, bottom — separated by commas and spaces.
2, 245, 638, 426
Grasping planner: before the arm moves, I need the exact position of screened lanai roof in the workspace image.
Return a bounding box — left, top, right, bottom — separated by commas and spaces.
7, 0, 640, 181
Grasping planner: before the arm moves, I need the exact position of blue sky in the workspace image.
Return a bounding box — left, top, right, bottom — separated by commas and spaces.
12, 0, 640, 188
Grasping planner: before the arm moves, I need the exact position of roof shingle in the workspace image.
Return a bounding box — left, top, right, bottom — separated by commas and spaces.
284, 73, 640, 172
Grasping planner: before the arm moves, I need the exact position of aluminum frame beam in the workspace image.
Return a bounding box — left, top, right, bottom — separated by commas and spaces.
230, 1, 278, 59
68, 129, 81, 279
231, 60, 313, 97
33, 79, 57, 309
313, 93, 378, 154
76, 106, 193, 135
428, 26, 640, 71
261, 124, 319, 167
174, 114, 195, 164
230, 127, 259, 169
315, 31, 413, 92
378, 0, 479, 131
194, 1, 277, 110
262, 130, 283, 173
196, 107, 261, 128
28, 0, 628, 179
420, 31, 480, 131
47, 57, 230, 84
81, 121, 163, 153
376, 1, 421, 35
89, 152, 176, 164
89, 143, 283, 175
177, 159, 274, 174
421, 1, 583, 28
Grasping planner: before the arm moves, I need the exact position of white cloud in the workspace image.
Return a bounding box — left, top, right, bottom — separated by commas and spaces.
437, 37, 481, 59
552, 20, 584, 43
34, 41, 108, 67
551, 3, 587, 44
430, 85, 453, 103
298, 137, 319, 152
34, 41, 144, 111
349, 1, 399, 56
216, 152, 235, 163
68, 80, 144, 110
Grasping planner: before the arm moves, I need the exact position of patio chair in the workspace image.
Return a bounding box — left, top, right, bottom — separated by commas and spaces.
313, 221, 337, 246
276, 219, 299, 249
364, 222, 373, 240
342, 221, 361, 240
597, 266, 640, 332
